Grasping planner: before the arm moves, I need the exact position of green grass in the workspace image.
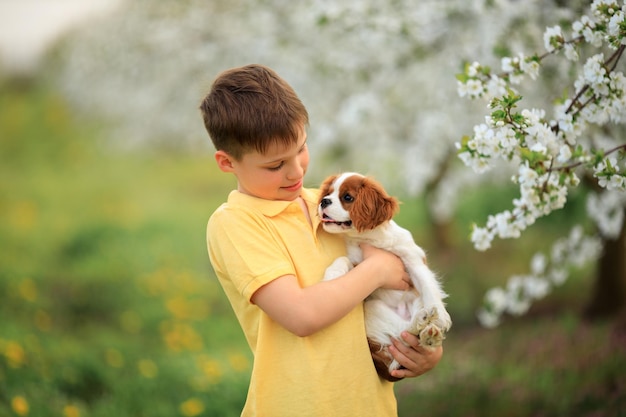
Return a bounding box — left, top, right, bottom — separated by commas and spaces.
398, 314, 626, 417
0, 83, 247, 417
0, 82, 624, 417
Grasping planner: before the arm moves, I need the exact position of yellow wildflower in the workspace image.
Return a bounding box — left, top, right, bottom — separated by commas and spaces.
166, 297, 209, 320
194, 354, 223, 382
138, 359, 158, 378
4, 341, 26, 368
63, 404, 80, 417
105, 348, 124, 368
228, 353, 250, 372
18, 278, 37, 302
180, 398, 204, 417
10, 200, 37, 231
11, 396, 29, 416
161, 321, 203, 352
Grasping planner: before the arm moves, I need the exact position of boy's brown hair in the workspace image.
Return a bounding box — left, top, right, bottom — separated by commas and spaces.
199, 64, 309, 160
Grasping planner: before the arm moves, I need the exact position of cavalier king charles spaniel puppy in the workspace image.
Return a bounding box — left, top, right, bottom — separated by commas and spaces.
318, 172, 451, 382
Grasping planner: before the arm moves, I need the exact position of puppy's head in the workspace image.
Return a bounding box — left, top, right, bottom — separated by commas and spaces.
318, 172, 399, 233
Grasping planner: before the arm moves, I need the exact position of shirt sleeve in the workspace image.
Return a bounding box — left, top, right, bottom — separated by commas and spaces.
207, 204, 295, 302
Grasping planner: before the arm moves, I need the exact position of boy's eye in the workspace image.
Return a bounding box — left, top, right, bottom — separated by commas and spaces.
268, 162, 284, 171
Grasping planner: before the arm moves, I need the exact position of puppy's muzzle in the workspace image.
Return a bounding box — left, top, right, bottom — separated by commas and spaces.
320, 198, 332, 208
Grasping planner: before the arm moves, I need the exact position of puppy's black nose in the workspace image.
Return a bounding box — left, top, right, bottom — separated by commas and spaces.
320, 198, 331, 208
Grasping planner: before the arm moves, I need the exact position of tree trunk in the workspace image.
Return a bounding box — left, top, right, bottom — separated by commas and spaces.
584, 207, 626, 319
432, 219, 454, 251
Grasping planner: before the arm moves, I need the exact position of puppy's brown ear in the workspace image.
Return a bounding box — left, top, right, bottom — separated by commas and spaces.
351, 177, 399, 232
318, 175, 338, 206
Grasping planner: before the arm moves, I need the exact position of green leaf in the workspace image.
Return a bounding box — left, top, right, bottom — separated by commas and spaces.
457, 135, 472, 153
593, 151, 605, 166
511, 114, 526, 125
491, 109, 507, 121
456, 73, 469, 83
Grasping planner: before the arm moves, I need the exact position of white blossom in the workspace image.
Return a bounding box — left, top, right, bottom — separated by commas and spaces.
505, 276, 532, 315
458, 78, 484, 98
471, 225, 493, 251
485, 75, 508, 98
564, 43, 579, 61
460, 0, 626, 274
484, 287, 508, 313
609, 11, 626, 38
583, 54, 607, 86
587, 190, 626, 238
530, 142, 548, 154
478, 225, 603, 326
557, 144, 572, 163
477, 308, 501, 328
467, 61, 480, 77
543, 25, 563, 52
550, 268, 568, 285
523, 275, 551, 300
521, 59, 541, 80
530, 253, 547, 275
495, 125, 518, 155
575, 14, 603, 47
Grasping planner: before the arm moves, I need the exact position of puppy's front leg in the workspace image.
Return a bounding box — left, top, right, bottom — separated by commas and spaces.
323, 256, 354, 281
346, 243, 364, 265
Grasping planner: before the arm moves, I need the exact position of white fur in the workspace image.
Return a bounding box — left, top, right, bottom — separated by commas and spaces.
319, 173, 452, 373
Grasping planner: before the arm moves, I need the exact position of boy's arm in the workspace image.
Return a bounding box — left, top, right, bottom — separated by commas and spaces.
251, 246, 410, 337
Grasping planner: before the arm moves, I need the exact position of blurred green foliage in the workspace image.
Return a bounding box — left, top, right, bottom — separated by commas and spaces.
0, 82, 248, 417
0, 82, 624, 417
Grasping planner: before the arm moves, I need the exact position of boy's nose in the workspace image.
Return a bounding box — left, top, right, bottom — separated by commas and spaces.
286, 160, 305, 179
320, 198, 331, 208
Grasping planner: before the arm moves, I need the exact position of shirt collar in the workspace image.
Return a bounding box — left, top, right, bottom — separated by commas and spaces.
227, 188, 322, 226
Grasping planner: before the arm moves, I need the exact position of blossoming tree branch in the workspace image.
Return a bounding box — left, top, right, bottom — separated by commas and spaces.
456, 0, 626, 327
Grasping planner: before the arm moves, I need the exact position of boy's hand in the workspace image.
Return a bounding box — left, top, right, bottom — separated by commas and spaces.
360, 244, 411, 291
388, 332, 443, 379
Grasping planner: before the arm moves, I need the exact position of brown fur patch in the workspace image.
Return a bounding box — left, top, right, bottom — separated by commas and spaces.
368, 339, 403, 382
318, 174, 337, 206
339, 176, 399, 232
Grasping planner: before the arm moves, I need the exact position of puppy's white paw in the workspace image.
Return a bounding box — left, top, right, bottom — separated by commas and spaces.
407, 308, 433, 335
418, 324, 444, 349
436, 306, 452, 332
323, 256, 353, 281
427, 303, 452, 332
407, 307, 449, 349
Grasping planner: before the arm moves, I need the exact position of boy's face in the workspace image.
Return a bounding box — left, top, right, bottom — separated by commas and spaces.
215, 128, 309, 201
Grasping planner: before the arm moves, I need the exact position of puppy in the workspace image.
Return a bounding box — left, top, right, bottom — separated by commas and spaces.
318, 172, 451, 382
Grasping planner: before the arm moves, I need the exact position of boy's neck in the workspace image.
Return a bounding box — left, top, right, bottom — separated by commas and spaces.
296, 196, 312, 227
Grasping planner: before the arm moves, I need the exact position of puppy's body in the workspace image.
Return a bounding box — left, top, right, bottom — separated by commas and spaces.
318, 172, 451, 381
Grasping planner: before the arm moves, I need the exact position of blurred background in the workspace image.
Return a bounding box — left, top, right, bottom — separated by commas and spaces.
1, 1, 624, 416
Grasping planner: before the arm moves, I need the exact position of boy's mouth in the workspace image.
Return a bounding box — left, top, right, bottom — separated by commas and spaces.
283, 180, 303, 192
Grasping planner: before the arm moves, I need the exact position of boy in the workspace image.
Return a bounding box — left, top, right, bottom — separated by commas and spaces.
200, 64, 442, 417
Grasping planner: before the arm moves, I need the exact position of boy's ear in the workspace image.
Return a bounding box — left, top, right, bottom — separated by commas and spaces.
215, 150, 235, 173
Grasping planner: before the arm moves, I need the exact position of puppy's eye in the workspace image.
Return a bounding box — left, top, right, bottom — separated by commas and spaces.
342, 193, 354, 203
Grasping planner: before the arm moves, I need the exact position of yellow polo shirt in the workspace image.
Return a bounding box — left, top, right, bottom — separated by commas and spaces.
207, 188, 397, 417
